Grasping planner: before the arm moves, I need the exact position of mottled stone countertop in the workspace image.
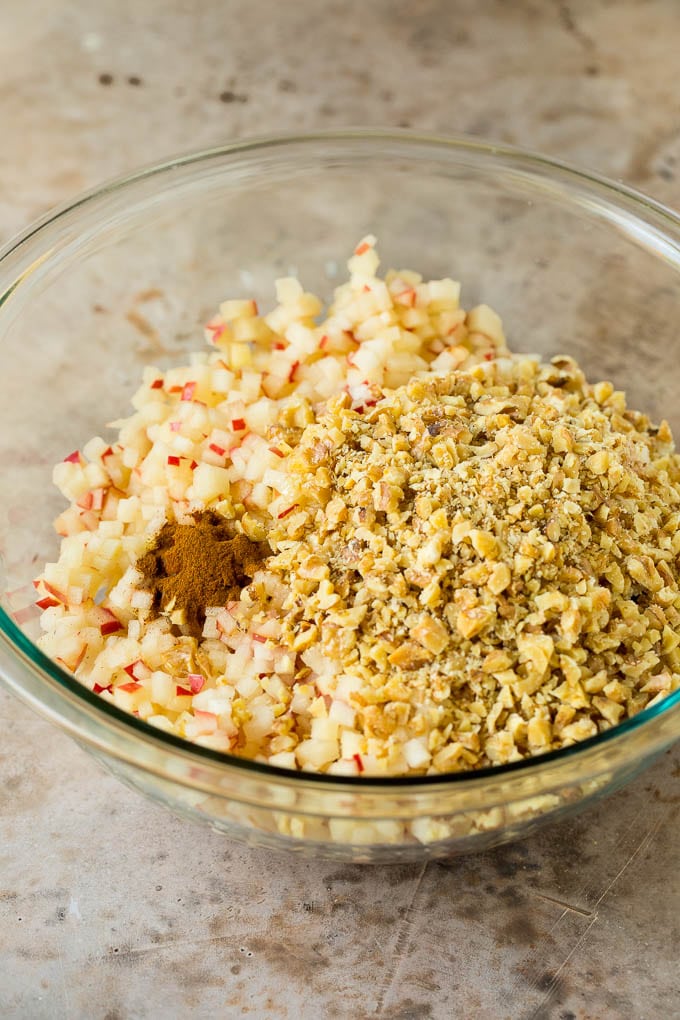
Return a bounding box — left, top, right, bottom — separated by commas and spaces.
1, 2, 679, 1017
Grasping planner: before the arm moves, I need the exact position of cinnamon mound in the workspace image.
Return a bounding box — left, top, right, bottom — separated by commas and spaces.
137, 510, 271, 637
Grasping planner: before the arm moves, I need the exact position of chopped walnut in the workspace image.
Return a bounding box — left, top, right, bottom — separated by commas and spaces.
251, 355, 680, 773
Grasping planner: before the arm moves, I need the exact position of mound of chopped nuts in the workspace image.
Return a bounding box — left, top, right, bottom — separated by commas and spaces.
256, 353, 680, 772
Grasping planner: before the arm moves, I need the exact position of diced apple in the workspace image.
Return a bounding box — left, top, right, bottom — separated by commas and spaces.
189, 463, 231, 503
220, 298, 258, 321
466, 303, 505, 344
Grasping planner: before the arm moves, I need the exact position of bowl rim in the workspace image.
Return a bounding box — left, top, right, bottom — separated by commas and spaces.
1, 126, 679, 790
3, 126, 680, 267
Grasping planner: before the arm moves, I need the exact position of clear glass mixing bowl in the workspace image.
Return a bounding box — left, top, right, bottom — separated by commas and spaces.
1, 130, 679, 862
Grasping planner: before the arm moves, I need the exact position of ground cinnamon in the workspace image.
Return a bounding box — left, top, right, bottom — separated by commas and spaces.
136, 510, 271, 638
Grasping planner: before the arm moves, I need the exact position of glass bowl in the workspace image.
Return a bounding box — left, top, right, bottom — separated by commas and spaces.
1, 129, 679, 863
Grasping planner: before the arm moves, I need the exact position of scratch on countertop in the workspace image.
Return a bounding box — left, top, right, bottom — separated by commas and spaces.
373, 861, 429, 1018
526, 815, 666, 1018
590, 816, 665, 910
107, 933, 240, 958
531, 893, 593, 919
527, 914, 599, 1020
105, 932, 328, 971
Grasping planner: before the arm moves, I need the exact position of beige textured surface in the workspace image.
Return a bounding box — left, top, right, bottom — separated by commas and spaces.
1, 1, 679, 1017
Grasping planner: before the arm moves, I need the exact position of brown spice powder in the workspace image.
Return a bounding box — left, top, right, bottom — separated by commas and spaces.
136, 510, 271, 637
